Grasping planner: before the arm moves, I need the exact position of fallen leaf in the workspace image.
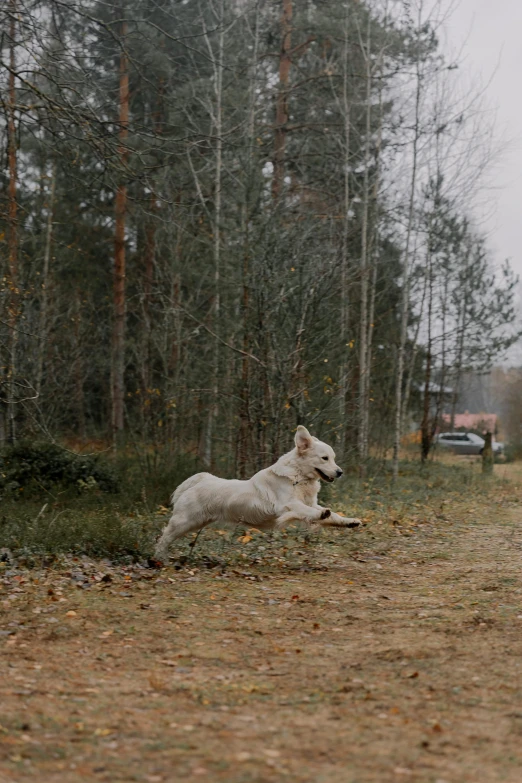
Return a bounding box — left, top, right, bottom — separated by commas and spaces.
65, 610, 77, 617
149, 675, 168, 691
94, 728, 112, 737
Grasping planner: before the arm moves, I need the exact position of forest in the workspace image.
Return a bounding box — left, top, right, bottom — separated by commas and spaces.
4, 6, 522, 781
0, 0, 519, 478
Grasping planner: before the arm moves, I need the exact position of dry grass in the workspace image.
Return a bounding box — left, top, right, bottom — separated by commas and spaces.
1, 459, 522, 782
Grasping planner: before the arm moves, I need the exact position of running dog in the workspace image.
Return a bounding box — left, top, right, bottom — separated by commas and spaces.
154, 425, 361, 562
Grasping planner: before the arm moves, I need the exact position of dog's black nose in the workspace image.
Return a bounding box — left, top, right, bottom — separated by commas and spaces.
336, 469, 343, 477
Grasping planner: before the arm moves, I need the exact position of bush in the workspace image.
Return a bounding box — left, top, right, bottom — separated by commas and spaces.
0, 443, 118, 496
502, 443, 522, 463
0, 445, 203, 561
0, 503, 157, 562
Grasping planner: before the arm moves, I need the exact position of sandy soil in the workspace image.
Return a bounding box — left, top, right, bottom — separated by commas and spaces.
2, 464, 522, 783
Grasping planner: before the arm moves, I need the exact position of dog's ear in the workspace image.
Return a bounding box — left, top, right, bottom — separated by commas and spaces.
295, 425, 313, 452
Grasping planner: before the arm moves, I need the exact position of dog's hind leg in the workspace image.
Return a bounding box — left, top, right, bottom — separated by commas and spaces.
154, 513, 210, 562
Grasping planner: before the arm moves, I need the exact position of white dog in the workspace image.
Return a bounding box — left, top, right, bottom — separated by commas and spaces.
154, 425, 361, 562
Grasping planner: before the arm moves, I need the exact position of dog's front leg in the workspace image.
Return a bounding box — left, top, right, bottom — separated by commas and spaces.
276, 500, 331, 527
319, 510, 362, 529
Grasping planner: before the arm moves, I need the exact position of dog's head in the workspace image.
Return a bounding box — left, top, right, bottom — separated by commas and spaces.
294, 425, 343, 483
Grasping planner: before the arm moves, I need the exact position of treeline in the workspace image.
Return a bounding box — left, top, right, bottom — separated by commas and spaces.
0, 0, 518, 475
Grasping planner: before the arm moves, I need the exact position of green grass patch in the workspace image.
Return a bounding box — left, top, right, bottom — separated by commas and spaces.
0, 449, 498, 563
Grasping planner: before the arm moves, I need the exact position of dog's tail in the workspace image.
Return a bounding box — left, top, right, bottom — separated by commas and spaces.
171, 472, 213, 507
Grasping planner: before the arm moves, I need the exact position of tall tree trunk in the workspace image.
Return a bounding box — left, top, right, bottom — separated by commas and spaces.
238, 1, 261, 478
339, 4, 351, 458
421, 251, 433, 462
141, 78, 163, 405
6, 0, 18, 443
74, 290, 86, 439
36, 161, 56, 399
204, 0, 224, 468
112, 17, 129, 441
392, 12, 422, 481
482, 431, 494, 474
357, 15, 372, 473
436, 268, 450, 434
450, 242, 471, 429
362, 259, 378, 453
272, 0, 292, 200
359, 49, 383, 468
402, 241, 426, 432
142, 191, 156, 397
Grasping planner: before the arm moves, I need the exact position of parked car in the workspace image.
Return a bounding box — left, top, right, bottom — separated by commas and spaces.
435, 432, 503, 456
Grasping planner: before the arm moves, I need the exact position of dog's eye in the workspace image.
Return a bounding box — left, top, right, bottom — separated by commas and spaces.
322, 456, 328, 461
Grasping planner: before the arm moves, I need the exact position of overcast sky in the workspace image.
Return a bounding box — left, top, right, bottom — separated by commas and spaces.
445, 1, 522, 279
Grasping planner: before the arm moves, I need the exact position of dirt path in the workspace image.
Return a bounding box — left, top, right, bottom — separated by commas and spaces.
2, 472, 522, 783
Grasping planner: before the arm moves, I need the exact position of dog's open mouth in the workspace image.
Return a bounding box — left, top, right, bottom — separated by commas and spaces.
315, 468, 335, 483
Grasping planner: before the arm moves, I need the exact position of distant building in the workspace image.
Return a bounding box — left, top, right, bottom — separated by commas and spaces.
441, 411, 497, 435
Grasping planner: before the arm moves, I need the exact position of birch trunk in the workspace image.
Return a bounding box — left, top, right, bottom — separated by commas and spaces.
402, 241, 426, 432
272, 0, 292, 201
74, 290, 86, 439
391, 22, 422, 481
359, 50, 384, 465
142, 191, 156, 399
204, 0, 224, 468
450, 243, 471, 429
36, 162, 56, 399
339, 5, 351, 457
112, 17, 129, 440
6, 0, 18, 443
357, 16, 372, 471
420, 249, 433, 462
238, 1, 260, 477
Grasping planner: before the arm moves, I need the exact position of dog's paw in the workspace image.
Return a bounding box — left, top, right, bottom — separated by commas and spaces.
346, 518, 362, 528
320, 508, 331, 520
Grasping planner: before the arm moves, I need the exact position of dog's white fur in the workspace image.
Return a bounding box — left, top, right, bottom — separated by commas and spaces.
154, 425, 361, 561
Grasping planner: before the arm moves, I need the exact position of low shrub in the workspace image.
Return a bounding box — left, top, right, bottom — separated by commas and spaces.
0, 503, 157, 562
501, 443, 522, 463
0, 444, 203, 561
0, 443, 118, 496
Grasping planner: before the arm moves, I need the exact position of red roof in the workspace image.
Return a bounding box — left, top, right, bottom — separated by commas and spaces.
441, 412, 497, 433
